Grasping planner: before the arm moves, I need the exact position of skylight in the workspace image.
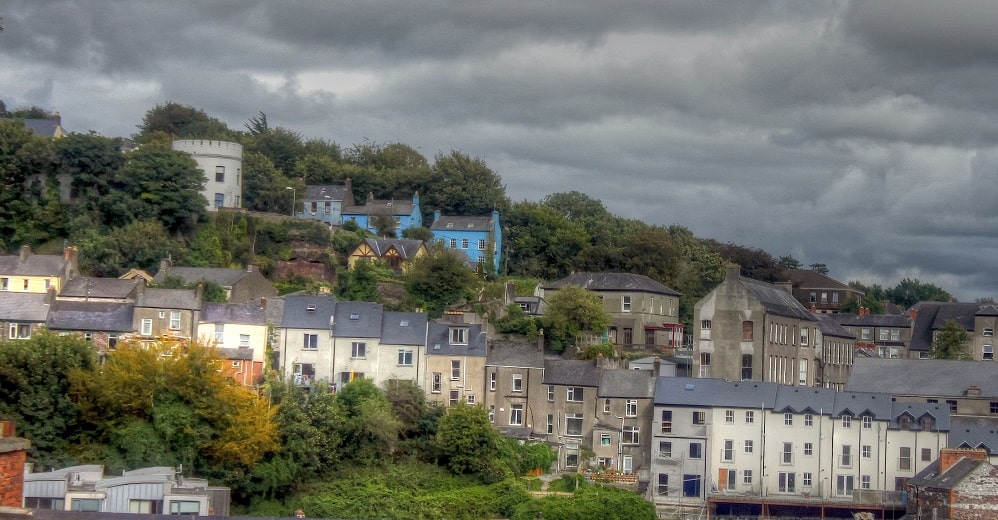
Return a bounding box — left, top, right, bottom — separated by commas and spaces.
349, 313, 360, 320
306, 304, 316, 312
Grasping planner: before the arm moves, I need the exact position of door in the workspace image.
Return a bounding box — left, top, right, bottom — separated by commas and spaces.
622, 455, 633, 474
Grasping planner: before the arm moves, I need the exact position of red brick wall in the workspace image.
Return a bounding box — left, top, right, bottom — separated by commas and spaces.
0, 448, 26, 508
939, 448, 988, 472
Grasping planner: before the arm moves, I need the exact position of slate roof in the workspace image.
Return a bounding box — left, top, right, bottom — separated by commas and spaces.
655, 377, 780, 408
281, 295, 337, 329
343, 199, 417, 216
152, 266, 250, 288
0, 251, 70, 276
486, 339, 544, 368
304, 184, 351, 201
542, 272, 680, 296
772, 386, 837, 414
0, 292, 51, 322
909, 302, 988, 351
60, 277, 138, 299
890, 402, 951, 431
742, 277, 816, 321
430, 215, 495, 231
597, 369, 655, 398
785, 269, 856, 291
218, 347, 254, 361
830, 312, 911, 329
381, 311, 427, 345
136, 288, 200, 310
846, 358, 998, 398
542, 359, 601, 387
949, 416, 998, 452
47, 300, 134, 331
22, 118, 62, 137
908, 458, 988, 490
832, 390, 898, 419
201, 302, 266, 325
359, 238, 425, 259
333, 301, 383, 338
812, 313, 857, 339
426, 322, 487, 357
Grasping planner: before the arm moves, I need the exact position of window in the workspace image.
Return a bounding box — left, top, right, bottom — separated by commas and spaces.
722, 439, 734, 461
879, 329, 890, 341
799, 358, 808, 385
784, 413, 793, 426
8, 323, 30, 339
449, 238, 457, 248
215, 165, 225, 182
657, 474, 669, 495
947, 400, 958, 413
490, 372, 496, 391
745, 410, 755, 424
985, 344, 994, 360
169, 311, 181, 330
804, 414, 813, 427
781, 442, 793, 464
623, 426, 640, 444
398, 349, 413, 366
71, 498, 102, 512
82, 332, 93, 342
724, 469, 736, 490
744, 440, 754, 453
778, 472, 795, 493
302, 333, 318, 350
741, 354, 753, 380
841, 445, 853, 467
991, 401, 998, 414
623, 327, 632, 345
899, 414, 913, 429
626, 399, 638, 417
567, 386, 584, 402
922, 448, 932, 462
863, 415, 872, 429
549, 385, 555, 402
725, 410, 734, 423
804, 442, 813, 456
466, 394, 476, 404
431, 373, 442, 393
565, 413, 583, 436
460, 239, 469, 249
899, 447, 912, 470
836, 475, 854, 496
324, 201, 332, 214
449, 327, 468, 344
699, 353, 711, 378
339, 371, 363, 384
214, 193, 224, 207
351, 342, 366, 358
809, 291, 816, 303
863, 445, 872, 459
743, 470, 753, 484
645, 328, 655, 345
821, 292, 828, 303
141, 319, 153, 336
861, 328, 871, 340
861, 475, 871, 489
661, 410, 673, 433
659, 441, 672, 458
478, 239, 486, 250
547, 415, 555, 434
310, 201, 318, 214
800, 327, 808, 346
693, 411, 706, 425
0, 277, 7, 290
689, 442, 703, 459
512, 374, 523, 392
239, 334, 250, 347
985, 327, 994, 337
451, 360, 461, 380
700, 320, 712, 339
803, 472, 812, 487
449, 390, 459, 406
622, 295, 632, 312
510, 405, 523, 425
742, 321, 753, 341
842, 415, 852, 428
108, 333, 118, 349
24, 497, 64, 510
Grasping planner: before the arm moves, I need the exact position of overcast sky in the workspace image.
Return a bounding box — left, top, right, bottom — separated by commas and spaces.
3, 1, 998, 301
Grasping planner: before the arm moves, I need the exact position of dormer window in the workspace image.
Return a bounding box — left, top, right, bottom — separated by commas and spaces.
446, 222, 454, 229
450, 327, 468, 345
306, 304, 316, 312
466, 223, 474, 228
898, 414, 913, 429
920, 416, 936, 430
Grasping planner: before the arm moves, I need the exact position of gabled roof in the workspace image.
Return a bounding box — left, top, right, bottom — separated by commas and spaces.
201, 302, 266, 325
431, 215, 495, 231
60, 277, 138, 299
380, 311, 427, 345
949, 416, 998, 453
598, 369, 655, 398
426, 322, 486, 357
784, 269, 857, 291
542, 360, 601, 387
358, 238, 425, 259
46, 300, 134, 332
153, 266, 252, 288
343, 199, 416, 217
486, 339, 544, 368
0, 251, 71, 277
832, 391, 897, 419
304, 184, 351, 201
22, 118, 62, 137
910, 302, 984, 351
655, 377, 780, 408
742, 277, 816, 321
889, 402, 950, 431
830, 312, 911, 328
812, 313, 857, 339
136, 288, 200, 310
542, 272, 680, 296
333, 301, 383, 338
846, 358, 998, 398
0, 292, 51, 322
281, 295, 337, 330
908, 458, 989, 491
772, 386, 837, 414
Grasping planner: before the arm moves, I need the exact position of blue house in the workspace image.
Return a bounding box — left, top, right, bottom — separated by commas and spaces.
297, 181, 354, 226
341, 192, 422, 238
430, 210, 501, 274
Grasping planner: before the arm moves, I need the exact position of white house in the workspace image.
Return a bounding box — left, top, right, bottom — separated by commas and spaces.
172, 139, 243, 211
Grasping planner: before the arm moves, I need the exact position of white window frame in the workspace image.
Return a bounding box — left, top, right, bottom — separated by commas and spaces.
626, 399, 638, 417
397, 349, 413, 366
509, 404, 524, 426
303, 333, 318, 350
239, 334, 250, 347
621, 295, 632, 312
449, 327, 468, 345
351, 341, 367, 358
169, 311, 181, 331
141, 319, 153, 336
512, 373, 523, 392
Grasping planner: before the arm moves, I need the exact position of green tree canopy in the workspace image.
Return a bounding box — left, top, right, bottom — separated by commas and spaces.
542, 285, 611, 352
404, 244, 479, 318
930, 319, 972, 360
435, 403, 508, 483
137, 102, 234, 141
423, 151, 510, 217
104, 146, 206, 233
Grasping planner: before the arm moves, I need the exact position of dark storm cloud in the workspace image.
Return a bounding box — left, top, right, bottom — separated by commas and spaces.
3, 0, 998, 300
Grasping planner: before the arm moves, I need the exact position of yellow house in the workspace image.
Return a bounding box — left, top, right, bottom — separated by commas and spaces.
348, 238, 427, 273
0, 246, 78, 294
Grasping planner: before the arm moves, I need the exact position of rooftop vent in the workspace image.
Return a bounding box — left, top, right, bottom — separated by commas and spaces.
306, 304, 316, 312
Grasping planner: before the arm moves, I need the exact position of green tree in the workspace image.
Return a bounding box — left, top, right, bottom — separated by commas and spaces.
511, 485, 656, 520
54, 133, 125, 216
423, 151, 510, 217
334, 378, 402, 466
242, 151, 296, 213
401, 226, 433, 241
436, 403, 508, 483
404, 244, 479, 318
338, 259, 391, 302
930, 319, 972, 360
542, 285, 611, 352
75, 219, 186, 277
104, 146, 206, 233
246, 127, 306, 176
136, 102, 234, 141
504, 201, 589, 279
887, 278, 953, 309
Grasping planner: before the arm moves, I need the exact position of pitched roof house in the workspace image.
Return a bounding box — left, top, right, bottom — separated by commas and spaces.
0, 291, 51, 341
200, 301, 269, 386
908, 302, 998, 361
0, 246, 79, 294
342, 192, 422, 238
425, 322, 487, 408
348, 238, 427, 272
783, 268, 864, 313
846, 357, 998, 416
153, 259, 277, 304
297, 182, 354, 226
430, 210, 501, 274
46, 300, 134, 354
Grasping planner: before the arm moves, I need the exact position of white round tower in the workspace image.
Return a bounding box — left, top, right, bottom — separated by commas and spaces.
172, 140, 243, 211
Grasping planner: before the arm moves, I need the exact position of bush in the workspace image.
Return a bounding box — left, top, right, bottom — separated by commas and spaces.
511, 485, 656, 520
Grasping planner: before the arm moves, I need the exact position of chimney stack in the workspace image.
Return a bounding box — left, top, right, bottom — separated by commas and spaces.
939, 448, 988, 473
653, 357, 662, 378
537, 328, 545, 352
966, 385, 981, 396
19, 245, 30, 262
